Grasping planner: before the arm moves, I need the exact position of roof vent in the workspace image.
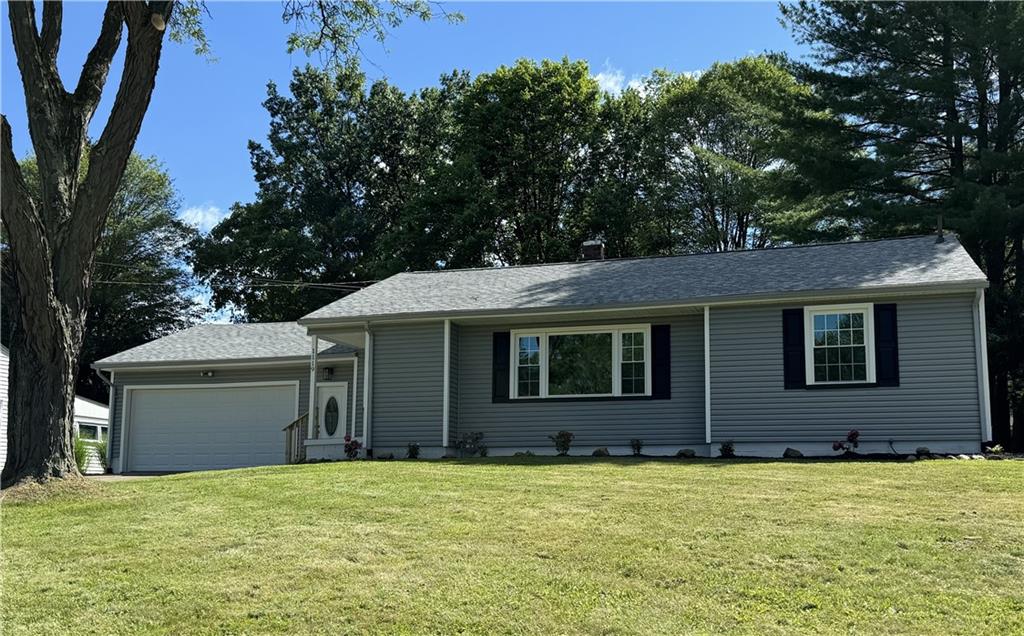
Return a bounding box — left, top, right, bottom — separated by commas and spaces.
581, 240, 605, 261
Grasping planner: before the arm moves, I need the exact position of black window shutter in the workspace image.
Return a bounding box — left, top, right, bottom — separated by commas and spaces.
782, 309, 806, 389
873, 304, 900, 387
651, 325, 671, 399
492, 331, 511, 402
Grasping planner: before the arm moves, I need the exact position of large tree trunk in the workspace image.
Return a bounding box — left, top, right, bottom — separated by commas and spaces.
1, 1, 169, 487
2, 297, 82, 482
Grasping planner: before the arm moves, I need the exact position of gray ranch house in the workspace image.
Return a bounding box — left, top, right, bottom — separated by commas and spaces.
94, 235, 992, 473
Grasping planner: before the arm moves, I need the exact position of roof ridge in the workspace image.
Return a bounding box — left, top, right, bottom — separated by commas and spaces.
400, 234, 948, 276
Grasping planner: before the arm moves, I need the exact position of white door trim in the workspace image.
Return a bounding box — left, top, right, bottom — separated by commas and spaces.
118, 380, 300, 473
316, 380, 349, 440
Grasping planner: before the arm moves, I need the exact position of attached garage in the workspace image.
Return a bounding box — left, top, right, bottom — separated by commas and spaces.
124, 382, 298, 472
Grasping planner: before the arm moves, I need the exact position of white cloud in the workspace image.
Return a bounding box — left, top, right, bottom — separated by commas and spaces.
180, 203, 229, 233
594, 65, 626, 95
594, 61, 655, 96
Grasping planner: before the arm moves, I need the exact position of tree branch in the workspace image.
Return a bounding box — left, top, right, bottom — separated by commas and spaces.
40, 1, 63, 61
73, 1, 124, 122
1, 116, 55, 337
70, 1, 170, 293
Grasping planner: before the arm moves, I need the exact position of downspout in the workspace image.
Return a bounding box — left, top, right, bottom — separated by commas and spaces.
974, 289, 993, 443
350, 355, 358, 439
95, 369, 115, 472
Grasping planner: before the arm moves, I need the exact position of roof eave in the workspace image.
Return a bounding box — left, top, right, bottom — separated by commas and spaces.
298, 279, 989, 330
92, 352, 356, 372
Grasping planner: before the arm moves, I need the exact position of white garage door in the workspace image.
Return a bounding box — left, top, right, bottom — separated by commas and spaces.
127, 383, 297, 472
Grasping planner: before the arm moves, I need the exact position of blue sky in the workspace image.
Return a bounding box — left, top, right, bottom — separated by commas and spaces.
2, 2, 805, 233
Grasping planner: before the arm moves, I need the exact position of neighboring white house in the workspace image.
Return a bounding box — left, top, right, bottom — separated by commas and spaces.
0, 345, 110, 475
74, 396, 110, 475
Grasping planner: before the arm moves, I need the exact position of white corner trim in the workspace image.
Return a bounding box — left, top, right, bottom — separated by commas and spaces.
803, 302, 876, 386
704, 306, 711, 444
974, 289, 993, 441
307, 335, 319, 440
442, 319, 451, 448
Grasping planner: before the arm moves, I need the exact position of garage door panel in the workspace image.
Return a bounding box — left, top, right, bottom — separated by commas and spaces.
128, 384, 296, 471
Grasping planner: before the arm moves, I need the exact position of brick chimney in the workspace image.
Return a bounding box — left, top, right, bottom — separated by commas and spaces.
581, 239, 605, 261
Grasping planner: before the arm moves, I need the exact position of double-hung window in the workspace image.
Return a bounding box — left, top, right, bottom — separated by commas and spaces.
804, 304, 876, 385
511, 325, 651, 399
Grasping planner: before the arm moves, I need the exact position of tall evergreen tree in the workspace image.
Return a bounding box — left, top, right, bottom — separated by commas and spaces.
781, 1, 1024, 447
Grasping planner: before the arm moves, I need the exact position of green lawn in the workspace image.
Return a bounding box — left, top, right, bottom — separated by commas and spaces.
3, 458, 1023, 635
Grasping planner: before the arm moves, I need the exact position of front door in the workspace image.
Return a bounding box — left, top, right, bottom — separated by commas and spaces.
317, 382, 348, 440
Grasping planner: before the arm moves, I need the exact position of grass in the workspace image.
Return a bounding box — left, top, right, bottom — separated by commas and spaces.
2, 458, 1023, 635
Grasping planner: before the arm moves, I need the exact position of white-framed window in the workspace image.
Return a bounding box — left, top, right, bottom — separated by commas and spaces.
804, 303, 876, 385
511, 324, 652, 399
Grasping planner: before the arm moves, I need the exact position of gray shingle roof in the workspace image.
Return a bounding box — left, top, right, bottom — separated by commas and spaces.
301, 235, 986, 323
94, 322, 354, 368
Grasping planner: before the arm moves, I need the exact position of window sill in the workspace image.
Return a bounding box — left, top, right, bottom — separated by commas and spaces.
803, 382, 879, 390
497, 394, 664, 403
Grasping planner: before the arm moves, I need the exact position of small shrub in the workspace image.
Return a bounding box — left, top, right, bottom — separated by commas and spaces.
984, 444, 1004, 454
549, 431, 574, 456
73, 436, 89, 473
719, 440, 735, 458
783, 447, 803, 459
513, 450, 535, 457
592, 447, 610, 457
95, 439, 109, 471
343, 434, 362, 459
629, 439, 644, 456
676, 448, 696, 459
455, 432, 486, 457
916, 446, 931, 457
378, 453, 395, 461
832, 429, 860, 454
406, 443, 421, 459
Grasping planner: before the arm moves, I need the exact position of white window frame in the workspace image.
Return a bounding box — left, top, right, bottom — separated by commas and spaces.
804, 303, 876, 386
510, 324, 652, 399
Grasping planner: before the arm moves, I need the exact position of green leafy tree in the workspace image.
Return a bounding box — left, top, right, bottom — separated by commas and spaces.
1, 0, 456, 487
458, 58, 601, 264
584, 58, 830, 256
191, 66, 473, 321
780, 1, 1024, 447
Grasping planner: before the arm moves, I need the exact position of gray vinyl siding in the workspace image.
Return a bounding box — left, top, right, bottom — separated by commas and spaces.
456, 314, 706, 448
370, 323, 445, 448
709, 294, 982, 443
110, 358, 360, 462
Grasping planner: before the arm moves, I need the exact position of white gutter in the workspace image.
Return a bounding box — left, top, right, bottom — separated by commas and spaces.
974, 289, 993, 442
704, 306, 711, 445
300, 282, 987, 331
442, 319, 451, 449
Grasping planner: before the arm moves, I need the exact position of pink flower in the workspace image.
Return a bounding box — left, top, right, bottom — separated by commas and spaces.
344, 434, 352, 442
